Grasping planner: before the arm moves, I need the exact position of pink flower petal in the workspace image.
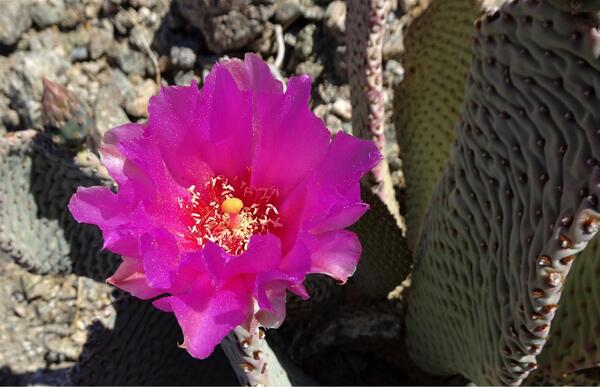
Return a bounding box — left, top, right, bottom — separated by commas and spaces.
107, 257, 163, 299
203, 234, 281, 285
168, 275, 251, 359
315, 131, 382, 193
304, 229, 362, 283
149, 69, 254, 181
251, 75, 330, 193
140, 228, 181, 289
222, 53, 283, 95
255, 281, 288, 329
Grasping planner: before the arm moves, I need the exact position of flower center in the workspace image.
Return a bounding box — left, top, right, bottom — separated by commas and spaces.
178, 176, 281, 255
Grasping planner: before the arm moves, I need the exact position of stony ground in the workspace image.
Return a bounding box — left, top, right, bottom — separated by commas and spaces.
0, 0, 417, 384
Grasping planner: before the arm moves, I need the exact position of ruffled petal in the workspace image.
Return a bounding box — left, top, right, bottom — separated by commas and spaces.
304, 229, 362, 283
280, 132, 381, 237
140, 228, 181, 289
99, 122, 188, 231
69, 187, 152, 258
107, 257, 164, 299
168, 275, 251, 359
149, 68, 254, 181
255, 281, 288, 329
203, 234, 281, 286
145, 84, 214, 187
223, 53, 283, 95
251, 75, 330, 193
68, 186, 128, 227
315, 131, 382, 193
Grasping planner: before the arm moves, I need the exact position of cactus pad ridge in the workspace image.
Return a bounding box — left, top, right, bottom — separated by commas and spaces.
406, 1, 600, 384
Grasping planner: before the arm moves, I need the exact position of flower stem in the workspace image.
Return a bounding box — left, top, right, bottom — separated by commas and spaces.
221, 325, 291, 387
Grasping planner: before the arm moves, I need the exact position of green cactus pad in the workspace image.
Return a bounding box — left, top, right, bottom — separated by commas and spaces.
535, 237, 600, 377
547, 0, 600, 12
0, 130, 118, 280
394, 0, 482, 250
349, 187, 412, 299
406, 2, 600, 384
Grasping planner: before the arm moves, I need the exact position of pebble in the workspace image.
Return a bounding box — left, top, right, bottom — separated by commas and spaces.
0, 1, 32, 46
107, 41, 147, 76
125, 78, 158, 117
274, 0, 303, 28
13, 304, 27, 318
89, 22, 114, 60
71, 46, 89, 61
331, 98, 352, 121
383, 17, 405, 60
174, 0, 275, 54
170, 46, 196, 70
323, 1, 346, 45
30, 0, 65, 29
94, 83, 130, 141
59, 2, 86, 29
174, 70, 198, 86
7, 49, 69, 129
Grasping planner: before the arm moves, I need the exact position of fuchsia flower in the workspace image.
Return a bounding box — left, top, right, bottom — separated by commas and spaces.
68, 53, 381, 359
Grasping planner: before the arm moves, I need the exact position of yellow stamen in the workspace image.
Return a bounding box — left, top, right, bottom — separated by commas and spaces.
221, 197, 244, 214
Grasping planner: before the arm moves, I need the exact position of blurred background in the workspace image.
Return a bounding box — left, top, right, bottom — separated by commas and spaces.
0, 0, 421, 384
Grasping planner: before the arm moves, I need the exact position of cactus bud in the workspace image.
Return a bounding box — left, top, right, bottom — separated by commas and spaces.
41, 78, 93, 148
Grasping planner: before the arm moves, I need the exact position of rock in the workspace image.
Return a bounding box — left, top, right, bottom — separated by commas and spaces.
89, 21, 114, 59
59, 0, 86, 29
94, 83, 130, 143
302, 4, 324, 21
24, 27, 65, 52
383, 17, 405, 60
30, 0, 65, 29
71, 46, 89, 61
174, 0, 275, 54
107, 40, 147, 76
331, 98, 352, 121
7, 49, 69, 129
292, 23, 315, 62
325, 111, 343, 134
0, 1, 32, 46
129, 24, 153, 51
125, 78, 157, 117
274, 0, 303, 28
384, 59, 405, 85
174, 70, 198, 86
170, 46, 196, 70
324, 1, 346, 45
296, 59, 323, 80
113, 9, 135, 34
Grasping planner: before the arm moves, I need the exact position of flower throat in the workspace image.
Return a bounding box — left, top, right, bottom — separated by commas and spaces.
178, 176, 281, 255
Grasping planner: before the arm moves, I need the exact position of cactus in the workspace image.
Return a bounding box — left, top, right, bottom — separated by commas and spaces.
394, 0, 482, 250
0, 130, 118, 278
404, 1, 600, 384
41, 79, 93, 150
346, 0, 404, 230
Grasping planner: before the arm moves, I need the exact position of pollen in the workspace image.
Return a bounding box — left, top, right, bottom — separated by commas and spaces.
178, 176, 281, 255
221, 197, 244, 214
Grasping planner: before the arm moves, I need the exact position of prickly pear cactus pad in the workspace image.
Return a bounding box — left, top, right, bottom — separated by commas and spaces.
406, 1, 600, 385
349, 187, 412, 299
547, 0, 600, 12
534, 237, 600, 378
0, 130, 118, 279
394, 0, 482, 250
